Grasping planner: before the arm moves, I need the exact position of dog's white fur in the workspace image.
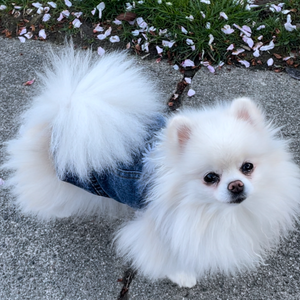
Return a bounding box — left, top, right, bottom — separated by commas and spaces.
3, 46, 300, 287
116, 100, 300, 286
3, 47, 162, 219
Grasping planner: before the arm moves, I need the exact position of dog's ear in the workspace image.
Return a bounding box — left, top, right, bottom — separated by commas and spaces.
167, 115, 192, 150
230, 97, 265, 127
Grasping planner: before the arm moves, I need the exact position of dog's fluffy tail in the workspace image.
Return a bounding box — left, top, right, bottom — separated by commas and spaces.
2, 45, 163, 219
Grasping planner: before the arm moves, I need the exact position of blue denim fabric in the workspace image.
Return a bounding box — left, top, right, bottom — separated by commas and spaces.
62, 115, 166, 209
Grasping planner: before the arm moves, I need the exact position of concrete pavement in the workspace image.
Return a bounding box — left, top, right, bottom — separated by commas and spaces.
0, 37, 300, 300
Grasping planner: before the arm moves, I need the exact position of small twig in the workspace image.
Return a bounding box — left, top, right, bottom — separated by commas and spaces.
117, 268, 137, 300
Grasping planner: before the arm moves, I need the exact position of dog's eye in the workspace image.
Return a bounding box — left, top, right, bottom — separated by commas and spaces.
204, 172, 220, 184
241, 162, 254, 174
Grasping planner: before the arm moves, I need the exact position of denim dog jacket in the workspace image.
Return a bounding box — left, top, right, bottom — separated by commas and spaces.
62, 115, 166, 209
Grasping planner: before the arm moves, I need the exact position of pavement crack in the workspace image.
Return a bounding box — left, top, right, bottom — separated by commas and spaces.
167, 66, 200, 111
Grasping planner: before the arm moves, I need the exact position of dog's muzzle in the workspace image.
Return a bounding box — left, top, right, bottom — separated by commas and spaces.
228, 180, 246, 204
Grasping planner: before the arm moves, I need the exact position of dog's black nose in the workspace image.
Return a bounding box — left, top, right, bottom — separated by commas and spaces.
228, 180, 244, 194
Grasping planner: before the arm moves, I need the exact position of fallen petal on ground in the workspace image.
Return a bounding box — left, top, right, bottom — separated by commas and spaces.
187, 89, 196, 97
260, 40, 275, 51
207, 65, 215, 73
221, 25, 234, 34
93, 24, 104, 33
43, 13, 51, 22
219, 12, 228, 20
227, 44, 234, 51
64, 0, 72, 7
185, 77, 192, 84
47, 2, 57, 8
39, 29, 46, 39
232, 48, 245, 55
23, 78, 35, 85
24, 32, 33, 39
267, 58, 274, 66
284, 14, 297, 31
239, 60, 250, 68
156, 46, 163, 54
18, 36, 26, 43
181, 26, 188, 34
110, 36, 120, 43
182, 59, 195, 67
72, 18, 82, 28
97, 47, 105, 56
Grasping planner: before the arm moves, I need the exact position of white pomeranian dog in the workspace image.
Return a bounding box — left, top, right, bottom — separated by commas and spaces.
3, 45, 300, 288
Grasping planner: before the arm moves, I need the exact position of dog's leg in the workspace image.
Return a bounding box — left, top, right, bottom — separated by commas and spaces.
167, 272, 197, 288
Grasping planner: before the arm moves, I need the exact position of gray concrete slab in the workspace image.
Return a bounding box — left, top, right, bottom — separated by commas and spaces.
0, 37, 300, 300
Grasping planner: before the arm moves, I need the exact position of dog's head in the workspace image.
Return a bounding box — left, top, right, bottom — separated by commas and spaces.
164, 97, 285, 206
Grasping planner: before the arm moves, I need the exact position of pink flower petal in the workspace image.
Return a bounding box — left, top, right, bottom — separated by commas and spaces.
253, 49, 260, 57
181, 26, 188, 34
18, 36, 26, 43
105, 27, 112, 37
284, 14, 296, 31
93, 24, 104, 33
32, 2, 43, 8
242, 36, 254, 48
73, 12, 82, 18
162, 40, 175, 48
48, 2, 57, 8
221, 25, 234, 34
256, 25, 265, 30
64, 0, 72, 7
62, 10, 70, 17
186, 38, 194, 45
24, 32, 33, 39
97, 47, 105, 56
219, 12, 228, 20
37, 7, 44, 14
260, 40, 275, 51
185, 77, 192, 84
242, 25, 252, 34
239, 60, 250, 68
136, 17, 148, 29
232, 48, 245, 55
267, 58, 274, 66
38, 29, 46, 39
72, 18, 82, 28
113, 19, 122, 25
253, 42, 263, 51
97, 34, 106, 40
19, 28, 27, 35
207, 65, 215, 73
233, 24, 251, 37
109, 35, 120, 43
187, 89, 195, 97
23, 78, 35, 85
156, 45, 163, 54
57, 13, 64, 21
43, 13, 51, 22
227, 44, 234, 51
182, 59, 195, 67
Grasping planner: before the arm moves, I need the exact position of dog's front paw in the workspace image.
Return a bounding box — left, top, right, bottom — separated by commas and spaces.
167, 272, 197, 288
